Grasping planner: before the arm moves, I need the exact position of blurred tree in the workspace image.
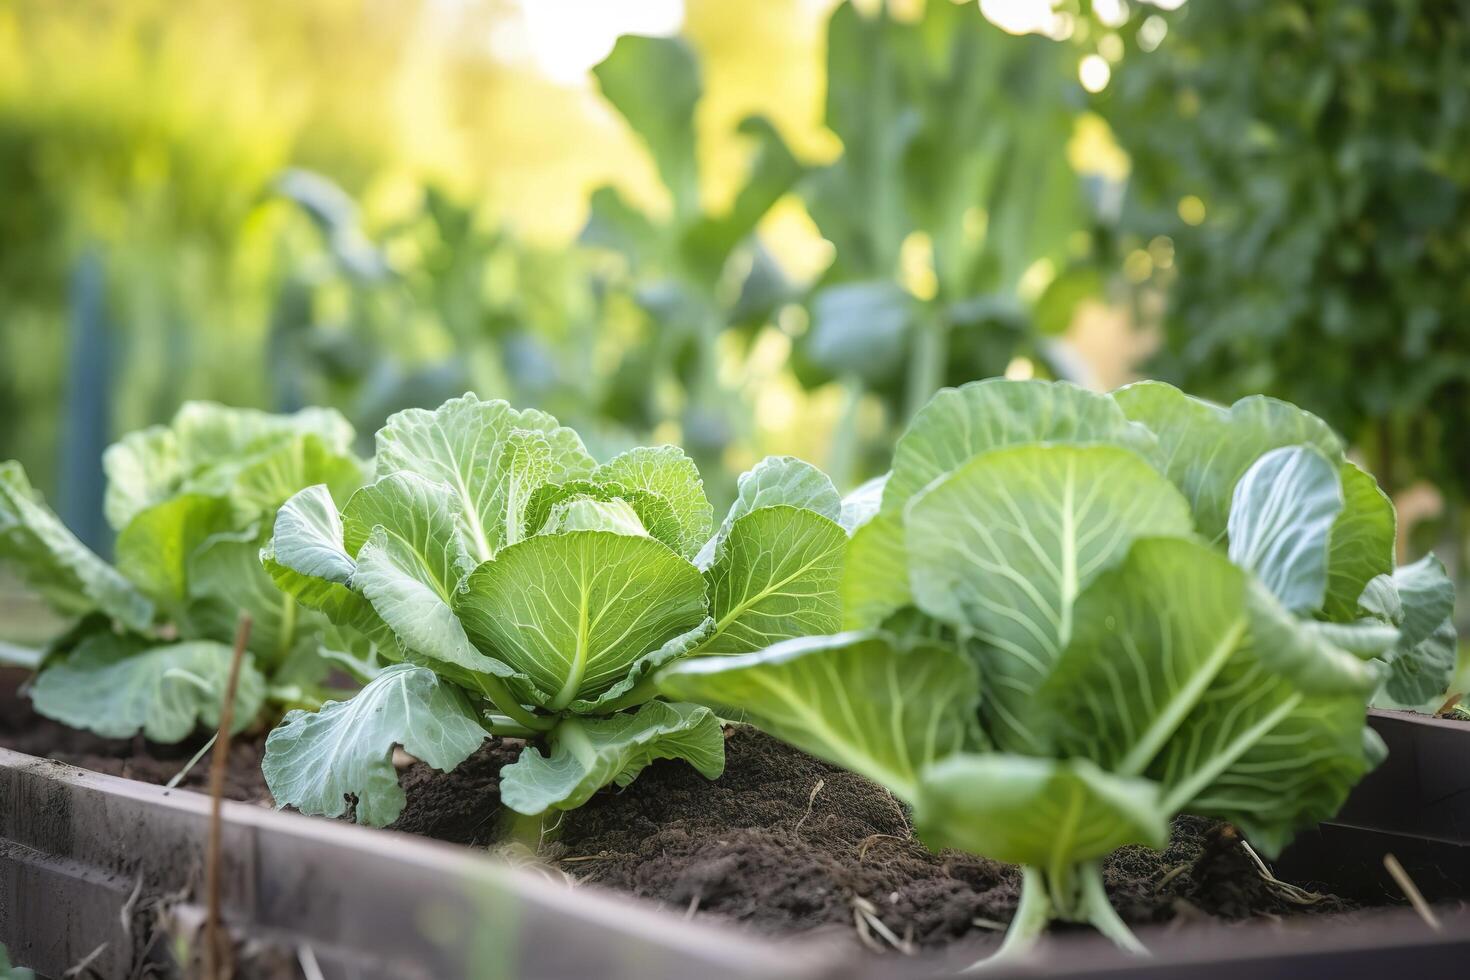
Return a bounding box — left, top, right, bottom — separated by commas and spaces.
0, 0, 423, 495
0, 0, 1114, 519
1102, 0, 1470, 509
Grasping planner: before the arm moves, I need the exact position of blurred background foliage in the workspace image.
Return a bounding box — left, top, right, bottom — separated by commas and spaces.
1, 0, 1466, 580
1102, 0, 1470, 551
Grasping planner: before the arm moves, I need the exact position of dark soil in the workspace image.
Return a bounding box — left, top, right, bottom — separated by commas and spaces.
0, 668, 270, 803
0, 663, 1364, 951
390, 727, 1351, 949
390, 736, 525, 843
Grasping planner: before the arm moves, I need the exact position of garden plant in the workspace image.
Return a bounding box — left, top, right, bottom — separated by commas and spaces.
0, 402, 369, 741
659, 378, 1458, 957
3, 3, 1469, 975
260, 392, 854, 826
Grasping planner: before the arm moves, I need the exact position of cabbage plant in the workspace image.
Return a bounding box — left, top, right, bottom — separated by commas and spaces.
0, 403, 368, 741
259, 393, 850, 827
659, 379, 1456, 957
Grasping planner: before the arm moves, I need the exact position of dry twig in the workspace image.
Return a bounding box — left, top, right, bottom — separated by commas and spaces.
204, 614, 252, 980
793, 778, 826, 833
857, 833, 902, 859
852, 896, 915, 955
1240, 839, 1325, 906
1383, 853, 1440, 930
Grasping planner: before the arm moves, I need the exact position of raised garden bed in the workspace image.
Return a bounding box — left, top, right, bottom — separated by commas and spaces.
3, 680, 1468, 979
3, 382, 1468, 978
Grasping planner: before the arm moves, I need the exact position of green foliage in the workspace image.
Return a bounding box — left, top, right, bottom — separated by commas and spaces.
661, 378, 1455, 957
499, 701, 725, 817
1358, 555, 1459, 709
31, 634, 265, 743
905, 443, 1194, 752
262, 393, 850, 824
1104, 0, 1470, 499
582, 34, 805, 474
701, 506, 846, 654
262, 663, 488, 826
0, 461, 152, 630
659, 631, 979, 800
1112, 381, 1342, 541
457, 530, 708, 709
1226, 446, 1342, 613
695, 454, 842, 566
0, 403, 368, 741
796, 0, 1099, 445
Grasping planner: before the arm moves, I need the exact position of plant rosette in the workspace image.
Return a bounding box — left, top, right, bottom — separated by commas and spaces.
259, 393, 854, 828
0, 403, 369, 742
657, 378, 1457, 959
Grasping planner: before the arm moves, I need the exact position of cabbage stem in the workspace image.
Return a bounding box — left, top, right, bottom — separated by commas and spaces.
965, 862, 1145, 970
476, 675, 555, 732
594, 676, 660, 714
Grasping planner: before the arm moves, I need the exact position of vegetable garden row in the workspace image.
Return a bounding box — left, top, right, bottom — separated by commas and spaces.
2, 378, 1468, 977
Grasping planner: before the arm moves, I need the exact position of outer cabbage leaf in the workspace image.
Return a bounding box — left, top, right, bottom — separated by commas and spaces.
695, 456, 841, 568
262, 663, 488, 826
499, 701, 724, 815
701, 506, 847, 654
884, 378, 1158, 516
658, 631, 979, 801
844, 380, 1159, 634
187, 527, 329, 676
103, 402, 355, 530
373, 393, 594, 562
114, 494, 235, 615
1037, 538, 1251, 773
31, 634, 265, 743
0, 462, 153, 631
905, 444, 1194, 752
228, 433, 366, 522
342, 473, 513, 679
1322, 462, 1396, 622
1300, 618, 1401, 659
261, 486, 393, 646
267, 484, 358, 586
1113, 380, 1343, 541
1226, 446, 1342, 613
315, 623, 396, 684
914, 754, 1169, 867
1033, 532, 1382, 854
594, 446, 712, 558
171, 402, 354, 468
1360, 554, 1458, 709
455, 530, 708, 710
1153, 581, 1385, 855
839, 473, 887, 533
839, 510, 909, 629
101, 426, 182, 533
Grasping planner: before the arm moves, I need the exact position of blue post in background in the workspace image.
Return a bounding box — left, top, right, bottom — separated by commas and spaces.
59, 248, 112, 558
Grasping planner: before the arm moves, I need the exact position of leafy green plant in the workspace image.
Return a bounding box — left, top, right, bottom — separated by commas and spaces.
0, 402, 369, 740
794, 0, 1102, 481
580, 34, 803, 478
260, 393, 850, 827
659, 378, 1455, 957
